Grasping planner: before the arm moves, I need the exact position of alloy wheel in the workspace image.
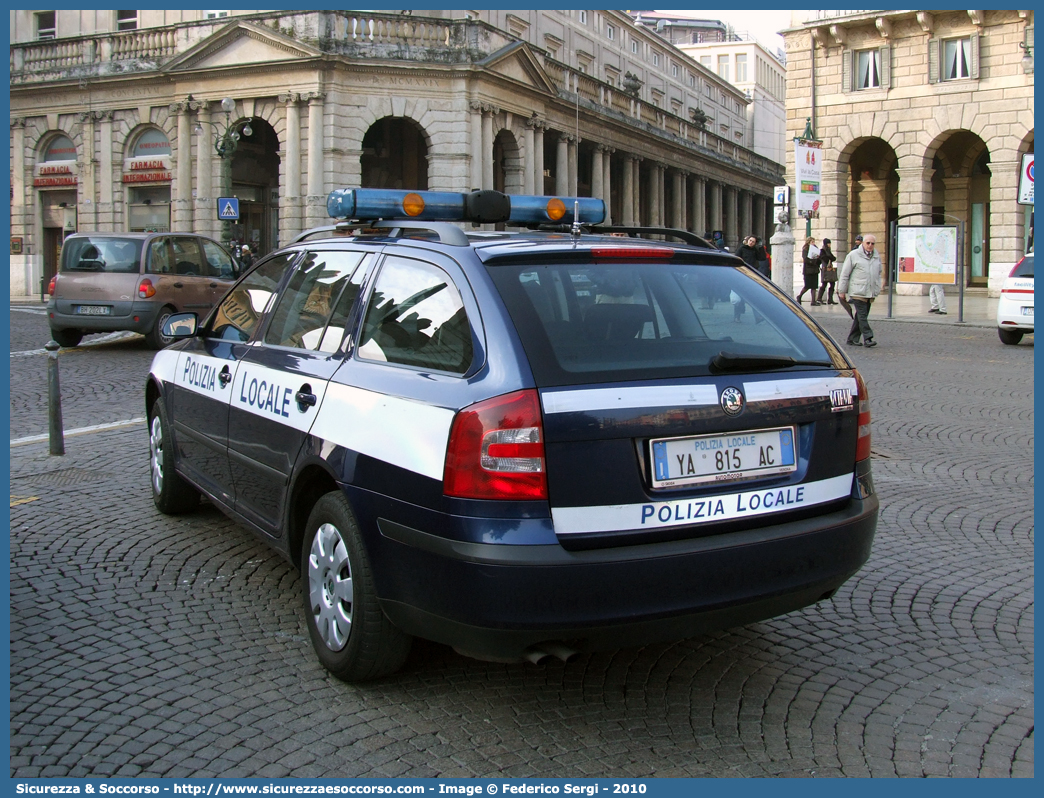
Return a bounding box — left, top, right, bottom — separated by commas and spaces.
307, 523, 354, 651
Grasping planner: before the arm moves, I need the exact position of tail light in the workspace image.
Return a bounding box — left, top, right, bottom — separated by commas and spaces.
854, 370, 871, 462
47, 275, 56, 295
444, 389, 548, 501
591, 246, 674, 259
138, 278, 156, 298
1008, 257, 1026, 278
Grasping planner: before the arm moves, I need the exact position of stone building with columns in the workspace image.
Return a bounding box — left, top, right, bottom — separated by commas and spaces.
781, 10, 1034, 297
10, 9, 783, 298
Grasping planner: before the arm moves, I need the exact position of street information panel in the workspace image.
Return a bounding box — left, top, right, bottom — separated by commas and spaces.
896, 225, 958, 285
794, 139, 822, 214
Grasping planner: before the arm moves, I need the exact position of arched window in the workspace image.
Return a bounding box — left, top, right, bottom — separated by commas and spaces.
125, 128, 173, 232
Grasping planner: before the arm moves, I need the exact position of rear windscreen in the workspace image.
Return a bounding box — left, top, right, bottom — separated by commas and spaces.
487, 261, 836, 385
1013, 254, 1034, 278
60, 237, 143, 273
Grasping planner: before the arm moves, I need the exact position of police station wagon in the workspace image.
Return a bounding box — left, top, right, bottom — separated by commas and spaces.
145, 188, 878, 681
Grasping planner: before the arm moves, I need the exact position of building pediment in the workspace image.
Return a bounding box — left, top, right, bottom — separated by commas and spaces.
162, 21, 322, 73
477, 41, 558, 95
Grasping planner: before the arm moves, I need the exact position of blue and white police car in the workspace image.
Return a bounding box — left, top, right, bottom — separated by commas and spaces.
145, 188, 878, 681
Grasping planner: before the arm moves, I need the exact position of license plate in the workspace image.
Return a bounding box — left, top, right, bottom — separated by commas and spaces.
650, 426, 797, 488
75, 305, 110, 316
1022, 307, 1034, 316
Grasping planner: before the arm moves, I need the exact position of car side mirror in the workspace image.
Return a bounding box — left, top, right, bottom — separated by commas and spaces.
162, 312, 198, 339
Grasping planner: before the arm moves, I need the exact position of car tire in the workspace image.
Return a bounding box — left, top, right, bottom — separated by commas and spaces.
148, 398, 201, 514
998, 328, 1024, 346
301, 492, 412, 682
144, 306, 177, 350
50, 328, 83, 348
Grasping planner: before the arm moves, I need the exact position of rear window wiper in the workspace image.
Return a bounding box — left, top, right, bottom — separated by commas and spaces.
710, 351, 833, 373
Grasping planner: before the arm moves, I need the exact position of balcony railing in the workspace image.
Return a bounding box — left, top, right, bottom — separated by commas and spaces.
10, 10, 782, 177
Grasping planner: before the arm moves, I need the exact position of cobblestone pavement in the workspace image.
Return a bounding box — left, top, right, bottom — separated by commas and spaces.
9, 309, 1033, 778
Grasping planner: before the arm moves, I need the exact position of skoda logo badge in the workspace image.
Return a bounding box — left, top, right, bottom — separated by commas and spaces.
720, 386, 744, 416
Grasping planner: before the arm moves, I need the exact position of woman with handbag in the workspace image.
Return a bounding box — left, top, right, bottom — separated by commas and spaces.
816, 238, 838, 304
797, 237, 821, 305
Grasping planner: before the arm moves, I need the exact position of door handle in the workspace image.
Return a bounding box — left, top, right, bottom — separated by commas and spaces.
173, 281, 184, 288
218, 366, 232, 387
209, 282, 219, 288
295, 383, 317, 412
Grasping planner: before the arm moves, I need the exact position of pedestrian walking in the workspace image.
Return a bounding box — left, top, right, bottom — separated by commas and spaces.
929, 283, 948, 315
754, 237, 771, 278
797, 236, 822, 304
239, 244, 254, 270
816, 238, 839, 304
838, 233, 882, 347
737, 236, 759, 270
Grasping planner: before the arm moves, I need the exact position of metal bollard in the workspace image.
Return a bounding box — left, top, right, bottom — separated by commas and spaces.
44, 340, 65, 456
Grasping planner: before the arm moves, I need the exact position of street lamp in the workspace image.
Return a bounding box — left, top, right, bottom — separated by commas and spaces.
193, 97, 253, 245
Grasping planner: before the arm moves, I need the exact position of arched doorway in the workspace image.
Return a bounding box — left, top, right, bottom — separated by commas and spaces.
847, 138, 898, 268
36, 133, 79, 294
230, 117, 280, 255
930, 131, 991, 287
361, 117, 428, 189
493, 129, 523, 195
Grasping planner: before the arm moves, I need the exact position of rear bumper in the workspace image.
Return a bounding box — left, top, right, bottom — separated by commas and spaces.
997, 298, 1033, 331
356, 487, 878, 661
47, 302, 161, 334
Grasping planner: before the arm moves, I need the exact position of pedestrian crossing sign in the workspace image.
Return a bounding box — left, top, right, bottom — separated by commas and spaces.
217, 197, 240, 221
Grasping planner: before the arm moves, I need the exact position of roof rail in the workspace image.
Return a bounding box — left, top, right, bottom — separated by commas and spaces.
371, 220, 470, 247
587, 225, 714, 248
289, 220, 471, 247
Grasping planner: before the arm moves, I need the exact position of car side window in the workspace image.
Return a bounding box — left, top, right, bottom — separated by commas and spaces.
202, 240, 235, 279
358, 255, 473, 374
171, 237, 205, 276
208, 254, 296, 343
263, 251, 368, 353
146, 238, 172, 274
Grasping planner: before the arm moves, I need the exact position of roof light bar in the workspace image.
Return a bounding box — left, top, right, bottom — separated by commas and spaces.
326, 188, 606, 226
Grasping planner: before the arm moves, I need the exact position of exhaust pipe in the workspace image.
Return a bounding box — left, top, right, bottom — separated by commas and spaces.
523, 641, 578, 664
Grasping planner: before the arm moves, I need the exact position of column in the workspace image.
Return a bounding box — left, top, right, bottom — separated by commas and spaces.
709, 180, 722, 232
279, 93, 302, 232
741, 190, 753, 239
987, 157, 1024, 295
753, 195, 765, 242
306, 93, 325, 227
692, 176, 706, 235
533, 123, 545, 195
648, 166, 659, 227
469, 101, 483, 190
724, 185, 738, 248
10, 118, 29, 295
481, 105, 495, 191
671, 171, 683, 229
172, 102, 192, 230
591, 146, 603, 202
622, 155, 636, 225
96, 111, 114, 231
556, 134, 569, 195
567, 137, 578, 196
602, 148, 613, 225
632, 157, 643, 226
77, 112, 96, 229
192, 100, 214, 238
523, 121, 535, 195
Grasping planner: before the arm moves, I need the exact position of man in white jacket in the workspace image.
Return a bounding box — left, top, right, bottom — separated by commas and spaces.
838, 234, 882, 347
